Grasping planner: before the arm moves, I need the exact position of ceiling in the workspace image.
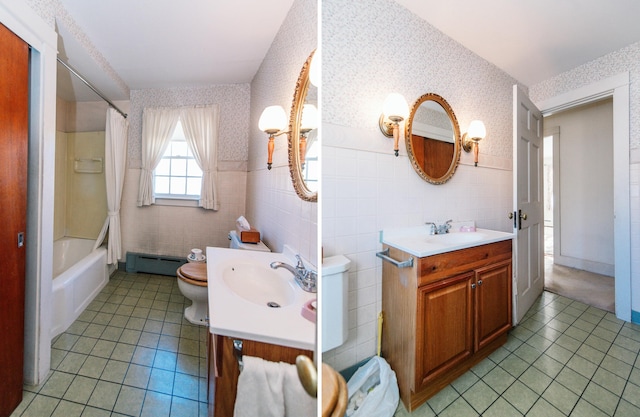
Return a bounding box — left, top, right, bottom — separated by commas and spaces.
57, 1, 640, 103
394, 0, 640, 86
56, 0, 295, 102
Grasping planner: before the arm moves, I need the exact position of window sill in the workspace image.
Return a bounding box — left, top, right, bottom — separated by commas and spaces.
154, 197, 199, 208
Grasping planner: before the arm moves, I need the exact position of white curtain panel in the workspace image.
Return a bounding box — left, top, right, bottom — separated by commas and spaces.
94, 108, 129, 264
180, 105, 220, 210
137, 107, 181, 206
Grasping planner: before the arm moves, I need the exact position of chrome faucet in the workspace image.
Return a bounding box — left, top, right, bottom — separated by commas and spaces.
270, 255, 317, 293
425, 219, 452, 235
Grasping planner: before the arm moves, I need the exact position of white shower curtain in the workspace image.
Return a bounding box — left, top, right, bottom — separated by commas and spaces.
137, 107, 181, 206
94, 108, 129, 264
180, 105, 220, 210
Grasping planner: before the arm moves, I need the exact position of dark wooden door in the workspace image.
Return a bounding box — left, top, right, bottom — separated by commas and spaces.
0, 22, 29, 417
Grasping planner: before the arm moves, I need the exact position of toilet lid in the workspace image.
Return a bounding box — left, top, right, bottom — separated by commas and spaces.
179, 262, 208, 282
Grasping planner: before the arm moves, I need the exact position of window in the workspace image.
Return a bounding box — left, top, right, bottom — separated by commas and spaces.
153, 121, 202, 199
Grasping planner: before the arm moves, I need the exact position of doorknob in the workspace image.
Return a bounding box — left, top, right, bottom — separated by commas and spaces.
510, 211, 528, 221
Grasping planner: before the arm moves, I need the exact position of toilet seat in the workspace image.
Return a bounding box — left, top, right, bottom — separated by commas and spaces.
177, 262, 208, 287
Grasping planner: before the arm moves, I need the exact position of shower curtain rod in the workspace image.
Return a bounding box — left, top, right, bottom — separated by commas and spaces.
57, 57, 128, 119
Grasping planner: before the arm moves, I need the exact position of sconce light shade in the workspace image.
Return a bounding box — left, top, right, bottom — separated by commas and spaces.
301, 104, 319, 132
467, 120, 486, 141
259, 105, 287, 134
379, 93, 409, 157
309, 49, 320, 87
382, 93, 410, 122
462, 120, 487, 167
259, 105, 288, 170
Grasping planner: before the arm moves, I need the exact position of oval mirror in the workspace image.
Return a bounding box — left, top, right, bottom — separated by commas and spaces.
288, 50, 318, 202
405, 93, 461, 184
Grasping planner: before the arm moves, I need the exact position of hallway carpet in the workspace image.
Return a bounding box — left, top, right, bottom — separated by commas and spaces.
544, 256, 615, 313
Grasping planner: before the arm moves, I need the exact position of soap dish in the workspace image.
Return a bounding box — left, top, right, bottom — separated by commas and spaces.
301, 299, 316, 323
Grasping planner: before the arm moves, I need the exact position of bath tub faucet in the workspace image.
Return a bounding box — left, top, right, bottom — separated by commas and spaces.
270, 255, 317, 293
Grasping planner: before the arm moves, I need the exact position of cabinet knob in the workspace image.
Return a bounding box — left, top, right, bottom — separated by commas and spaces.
478, 280, 483, 286
471, 283, 476, 289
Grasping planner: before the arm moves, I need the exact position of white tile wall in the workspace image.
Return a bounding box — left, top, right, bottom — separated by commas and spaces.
322, 126, 513, 370
120, 168, 247, 258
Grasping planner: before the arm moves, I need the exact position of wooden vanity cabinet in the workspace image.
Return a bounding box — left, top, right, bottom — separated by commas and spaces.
207, 333, 312, 417
382, 240, 512, 411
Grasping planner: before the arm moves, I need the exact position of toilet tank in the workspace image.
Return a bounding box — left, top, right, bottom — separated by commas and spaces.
322, 255, 351, 352
228, 230, 271, 252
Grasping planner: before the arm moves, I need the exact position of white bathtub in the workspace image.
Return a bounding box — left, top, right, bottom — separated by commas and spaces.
51, 237, 109, 339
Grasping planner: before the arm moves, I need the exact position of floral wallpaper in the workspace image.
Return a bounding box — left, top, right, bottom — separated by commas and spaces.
323, 0, 522, 161
128, 85, 251, 166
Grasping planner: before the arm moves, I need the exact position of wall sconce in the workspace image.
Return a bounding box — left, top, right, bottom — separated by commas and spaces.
462, 120, 487, 167
379, 93, 409, 156
259, 105, 288, 170
299, 104, 318, 168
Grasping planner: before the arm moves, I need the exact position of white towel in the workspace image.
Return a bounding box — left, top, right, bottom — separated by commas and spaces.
283, 361, 317, 416
234, 356, 285, 417
233, 356, 316, 417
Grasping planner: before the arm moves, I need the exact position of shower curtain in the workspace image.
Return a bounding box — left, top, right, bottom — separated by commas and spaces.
94, 108, 129, 264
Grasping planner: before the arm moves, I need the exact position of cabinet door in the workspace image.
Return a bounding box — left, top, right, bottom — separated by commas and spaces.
475, 260, 512, 351
416, 272, 474, 389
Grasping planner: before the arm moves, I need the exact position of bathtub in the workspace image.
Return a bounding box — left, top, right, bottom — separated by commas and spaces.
51, 237, 109, 339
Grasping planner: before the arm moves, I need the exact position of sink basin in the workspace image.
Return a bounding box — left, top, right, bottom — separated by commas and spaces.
425, 233, 485, 245
207, 245, 316, 350
222, 263, 296, 307
381, 227, 514, 257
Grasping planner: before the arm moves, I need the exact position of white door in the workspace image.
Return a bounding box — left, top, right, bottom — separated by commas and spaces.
513, 85, 544, 324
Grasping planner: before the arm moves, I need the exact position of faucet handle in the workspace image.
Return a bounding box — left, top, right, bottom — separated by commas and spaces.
425, 222, 436, 235
295, 254, 305, 269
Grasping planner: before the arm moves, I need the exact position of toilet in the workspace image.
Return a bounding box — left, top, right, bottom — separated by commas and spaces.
176, 230, 270, 325
176, 262, 209, 325
322, 255, 351, 352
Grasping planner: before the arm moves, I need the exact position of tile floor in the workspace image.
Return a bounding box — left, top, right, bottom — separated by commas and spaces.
10, 270, 209, 417
10, 269, 640, 416
394, 291, 640, 416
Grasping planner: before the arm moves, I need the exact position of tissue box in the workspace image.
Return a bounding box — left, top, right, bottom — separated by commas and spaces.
237, 227, 260, 243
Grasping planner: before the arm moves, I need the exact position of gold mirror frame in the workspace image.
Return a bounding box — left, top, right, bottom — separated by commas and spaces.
288, 50, 317, 202
405, 93, 461, 185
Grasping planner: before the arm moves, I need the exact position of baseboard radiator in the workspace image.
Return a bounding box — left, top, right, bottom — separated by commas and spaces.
125, 252, 187, 276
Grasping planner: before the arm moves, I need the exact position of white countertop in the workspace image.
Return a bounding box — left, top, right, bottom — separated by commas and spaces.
381, 226, 514, 258
206, 246, 316, 351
